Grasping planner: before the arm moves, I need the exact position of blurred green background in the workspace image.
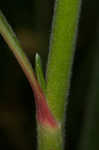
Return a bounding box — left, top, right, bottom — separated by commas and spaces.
0, 0, 99, 150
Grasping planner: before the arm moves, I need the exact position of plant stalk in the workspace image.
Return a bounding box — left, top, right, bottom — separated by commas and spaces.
37, 125, 63, 150
37, 0, 81, 150
46, 0, 81, 122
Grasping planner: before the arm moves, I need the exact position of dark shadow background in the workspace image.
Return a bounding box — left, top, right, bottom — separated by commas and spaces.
0, 0, 99, 150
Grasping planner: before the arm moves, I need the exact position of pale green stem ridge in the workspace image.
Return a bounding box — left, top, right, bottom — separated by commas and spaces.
46, 0, 81, 122
35, 53, 46, 93
0, 10, 37, 89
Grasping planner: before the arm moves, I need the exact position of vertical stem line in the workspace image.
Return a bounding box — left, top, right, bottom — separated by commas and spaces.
46, 0, 81, 122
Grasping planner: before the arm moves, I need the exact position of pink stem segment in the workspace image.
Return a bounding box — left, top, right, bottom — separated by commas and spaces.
33, 78, 59, 128
19, 60, 59, 128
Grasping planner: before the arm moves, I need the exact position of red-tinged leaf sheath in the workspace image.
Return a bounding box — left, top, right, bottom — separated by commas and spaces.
31, 78, 59, 129
0, 11, 59, 129
18, 56, 59, 128
20, 61, 59, 128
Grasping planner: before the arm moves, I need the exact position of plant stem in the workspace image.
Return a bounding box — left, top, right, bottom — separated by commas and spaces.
37, 0, 81, 150
46, 0, 81, 122
37, 125, 63, 150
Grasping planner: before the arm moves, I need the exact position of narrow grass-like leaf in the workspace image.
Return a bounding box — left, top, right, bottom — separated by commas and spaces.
35, 53, 46, 93
0, 10, 38, 91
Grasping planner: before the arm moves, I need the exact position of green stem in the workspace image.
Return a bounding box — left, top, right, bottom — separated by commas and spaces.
37, 0, 81, 149
46, 0, 81, 122
37, 125, 63, 150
